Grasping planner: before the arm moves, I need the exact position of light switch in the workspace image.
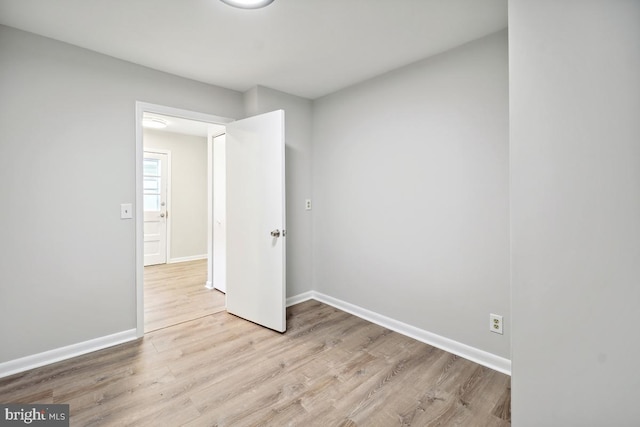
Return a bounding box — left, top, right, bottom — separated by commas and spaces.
120, 203, 133, 219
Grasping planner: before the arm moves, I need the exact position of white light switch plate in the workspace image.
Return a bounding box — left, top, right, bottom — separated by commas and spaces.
120, 203, 133, 219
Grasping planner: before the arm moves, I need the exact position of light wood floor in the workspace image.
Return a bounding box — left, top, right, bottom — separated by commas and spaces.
0, 299, 510, 426
144, 259, 225, 332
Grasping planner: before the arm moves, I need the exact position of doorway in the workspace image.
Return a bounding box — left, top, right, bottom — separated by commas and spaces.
136, 102, 233, 336
135, 103, 287, 337
142, 121, 225, 332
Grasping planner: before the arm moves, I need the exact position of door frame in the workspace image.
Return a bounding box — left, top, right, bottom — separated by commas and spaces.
143, 148, 172, 265
135, 101, 234, 337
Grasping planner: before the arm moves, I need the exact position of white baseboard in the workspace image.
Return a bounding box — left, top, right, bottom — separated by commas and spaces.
168, 254, 208, 264
205, 281, 214, 290
287, 291, 511, 376
2, 294, 511, 379
0, 329, 138, 379
286, 291, 315, 307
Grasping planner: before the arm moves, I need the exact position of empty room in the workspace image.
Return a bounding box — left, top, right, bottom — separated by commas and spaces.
1, 1, 639, 426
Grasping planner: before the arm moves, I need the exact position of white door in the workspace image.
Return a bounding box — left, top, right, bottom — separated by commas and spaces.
225, 110, 286, 332
213, 134, 227, 293
143, 151, 168, 266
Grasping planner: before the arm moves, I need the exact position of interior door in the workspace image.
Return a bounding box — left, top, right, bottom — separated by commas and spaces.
143, 151, 168, 266
225, 110, 286, 332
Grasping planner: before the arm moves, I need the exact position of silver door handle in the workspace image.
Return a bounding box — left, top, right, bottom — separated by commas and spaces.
270, 229, 281, 238
160, 213, 165, 218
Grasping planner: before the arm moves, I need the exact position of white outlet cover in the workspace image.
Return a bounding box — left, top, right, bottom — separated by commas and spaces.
490, 313, 503, 335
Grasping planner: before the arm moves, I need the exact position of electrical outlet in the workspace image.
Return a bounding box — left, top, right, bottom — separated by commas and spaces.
490, 313, 503, 335
305, 199, 312, 210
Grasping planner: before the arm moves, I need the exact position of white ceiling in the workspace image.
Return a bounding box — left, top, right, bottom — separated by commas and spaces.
0, 0, 507, 100
143, 113, 226, 138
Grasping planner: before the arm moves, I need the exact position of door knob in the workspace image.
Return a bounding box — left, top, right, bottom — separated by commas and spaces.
160, 212, 165, 218
270, 229, 281, 238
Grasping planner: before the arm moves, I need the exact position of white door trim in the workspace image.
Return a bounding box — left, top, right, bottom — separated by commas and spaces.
135, 101, 234, 338
143, 148, 171, 264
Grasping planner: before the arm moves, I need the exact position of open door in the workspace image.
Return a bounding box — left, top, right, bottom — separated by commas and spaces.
225, 110, 286, 332
143, 151, 168, 266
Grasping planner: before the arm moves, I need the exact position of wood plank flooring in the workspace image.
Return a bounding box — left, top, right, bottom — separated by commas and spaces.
144, 259, 226, 332
0, 299, 510, 426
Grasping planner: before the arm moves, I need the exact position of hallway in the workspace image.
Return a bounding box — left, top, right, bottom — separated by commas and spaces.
144, 259, 225, 332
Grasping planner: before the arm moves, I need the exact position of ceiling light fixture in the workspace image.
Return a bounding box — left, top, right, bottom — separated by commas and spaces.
220, 0, 275, 9
142, 117, 167, 129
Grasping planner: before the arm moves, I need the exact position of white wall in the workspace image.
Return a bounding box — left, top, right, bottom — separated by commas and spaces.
143, 129, 208, 261
244, 86, 313, 297
0, 25, 243, 363
312, 31, 510, 358
510, 1, 640, 425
